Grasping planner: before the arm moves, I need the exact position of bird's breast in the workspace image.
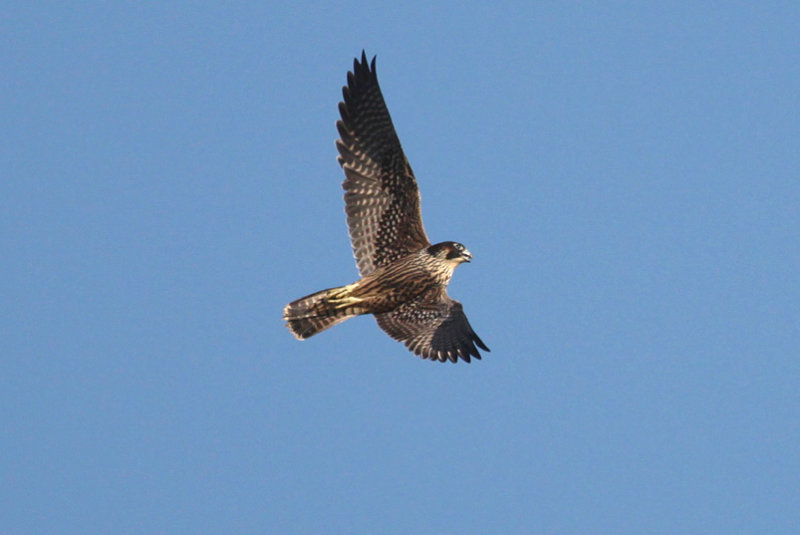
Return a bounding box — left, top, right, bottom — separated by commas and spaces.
348, 253, 453, 312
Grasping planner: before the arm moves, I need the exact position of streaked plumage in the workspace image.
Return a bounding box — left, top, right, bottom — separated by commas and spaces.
283, 52, 489, 363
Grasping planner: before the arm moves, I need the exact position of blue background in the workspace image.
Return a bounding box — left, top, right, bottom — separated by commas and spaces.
3, 2, 799, 533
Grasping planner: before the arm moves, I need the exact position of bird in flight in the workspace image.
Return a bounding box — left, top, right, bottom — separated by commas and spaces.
283, 51, 489, 363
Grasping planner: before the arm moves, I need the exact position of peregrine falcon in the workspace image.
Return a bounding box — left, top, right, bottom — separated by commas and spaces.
283, 51, 489, 363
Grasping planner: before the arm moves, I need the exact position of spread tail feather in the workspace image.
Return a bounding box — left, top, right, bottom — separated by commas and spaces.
283, 284, 364, 339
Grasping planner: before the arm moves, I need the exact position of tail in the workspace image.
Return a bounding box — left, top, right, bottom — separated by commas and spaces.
283, 284, 365, 339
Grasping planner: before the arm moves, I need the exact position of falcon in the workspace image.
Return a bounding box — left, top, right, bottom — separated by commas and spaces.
283, 51, 489, 363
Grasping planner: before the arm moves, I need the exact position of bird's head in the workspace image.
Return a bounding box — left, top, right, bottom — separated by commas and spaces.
428, 241, 473, 265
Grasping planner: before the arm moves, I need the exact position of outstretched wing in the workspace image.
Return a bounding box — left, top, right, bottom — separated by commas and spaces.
336, 51, 430, 277
374, 289, 490, 363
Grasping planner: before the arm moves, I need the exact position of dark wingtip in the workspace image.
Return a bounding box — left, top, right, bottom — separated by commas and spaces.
347, 51, 377, 89
474, 333, 490, 352
354, 50, 377, 76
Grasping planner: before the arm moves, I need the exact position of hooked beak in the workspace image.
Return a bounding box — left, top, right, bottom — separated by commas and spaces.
461, 248, 473, 263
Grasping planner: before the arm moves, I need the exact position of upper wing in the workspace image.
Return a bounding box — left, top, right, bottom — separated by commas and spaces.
374, 289, 490, 363
336, 52, 430, 277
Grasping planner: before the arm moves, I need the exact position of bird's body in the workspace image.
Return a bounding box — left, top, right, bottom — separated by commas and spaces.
283, 52, 489, 363
286, 242, 464, 337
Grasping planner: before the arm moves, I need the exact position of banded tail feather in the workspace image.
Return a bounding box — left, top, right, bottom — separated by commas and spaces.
283, 284, 364, 339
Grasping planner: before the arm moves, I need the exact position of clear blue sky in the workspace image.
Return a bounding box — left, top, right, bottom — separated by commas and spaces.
3, 2, 799, 533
